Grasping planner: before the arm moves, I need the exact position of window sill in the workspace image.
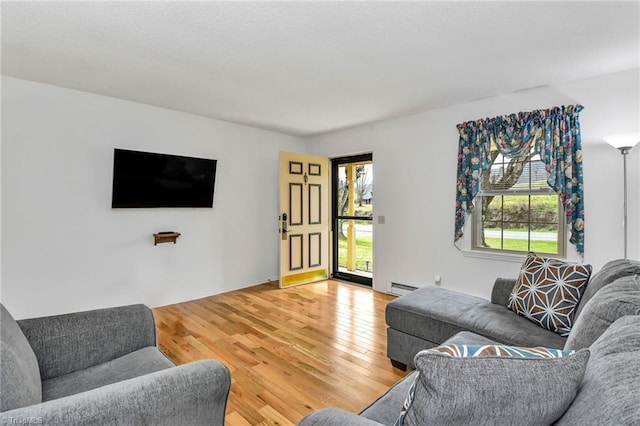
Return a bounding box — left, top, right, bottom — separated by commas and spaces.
461, 250, 527, 263
462, 249, 569, 263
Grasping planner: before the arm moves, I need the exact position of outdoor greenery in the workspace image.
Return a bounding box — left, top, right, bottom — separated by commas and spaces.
478, 146, 560, 253
337, 163, 373, 238
354, 204, 373, 217
482, 194, 559, 231
483, 237, 557, 254
480, 193, 560, 253
336, 162, 375, 273
501, 194, 558, 209
338, 235, 373, 273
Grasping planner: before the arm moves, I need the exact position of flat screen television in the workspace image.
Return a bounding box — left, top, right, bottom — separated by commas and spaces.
111, 149, 217, 208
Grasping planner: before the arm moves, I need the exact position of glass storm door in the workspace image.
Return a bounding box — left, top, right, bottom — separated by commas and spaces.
332, 154, 373, 286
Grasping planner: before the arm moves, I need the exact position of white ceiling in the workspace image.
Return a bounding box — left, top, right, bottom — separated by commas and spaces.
2, 1, 639, 137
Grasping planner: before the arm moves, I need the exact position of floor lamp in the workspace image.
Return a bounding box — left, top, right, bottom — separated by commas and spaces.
604, 132, 640, 259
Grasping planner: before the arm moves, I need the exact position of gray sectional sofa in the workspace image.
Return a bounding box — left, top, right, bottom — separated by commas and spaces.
1, 303, 231, 425
386, 258, 640, 370
299, 259, 640, 425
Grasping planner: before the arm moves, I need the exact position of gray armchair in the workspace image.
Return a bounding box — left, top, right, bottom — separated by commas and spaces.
1, 303, 230, 425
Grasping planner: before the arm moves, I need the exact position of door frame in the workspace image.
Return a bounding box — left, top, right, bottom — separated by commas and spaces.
331, 153, 373, 286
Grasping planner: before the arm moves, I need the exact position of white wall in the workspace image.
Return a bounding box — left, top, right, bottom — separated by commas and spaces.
1, 76, 305, 319
305, 68, 640, 299
2, 69, 638, 318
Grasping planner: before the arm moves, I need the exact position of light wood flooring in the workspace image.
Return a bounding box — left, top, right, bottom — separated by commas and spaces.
153, 280, 408, 425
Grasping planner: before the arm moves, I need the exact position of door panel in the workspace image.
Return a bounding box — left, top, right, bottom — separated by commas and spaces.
289, 183, 303, 225
309, 232, 322, 267
289, 234, 303, 270
309, 184, 321, 224
279, 151, 330, 288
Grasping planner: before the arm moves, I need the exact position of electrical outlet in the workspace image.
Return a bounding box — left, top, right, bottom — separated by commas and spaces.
378, 215, 386, 224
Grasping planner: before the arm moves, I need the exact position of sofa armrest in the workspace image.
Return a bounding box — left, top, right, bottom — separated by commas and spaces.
0, 360, 230, 426
17, 304, 157, 380
298, 408, 384, 426
491, 278, 517, 307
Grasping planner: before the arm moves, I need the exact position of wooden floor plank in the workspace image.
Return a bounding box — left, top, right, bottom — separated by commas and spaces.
153, 280, 408, 425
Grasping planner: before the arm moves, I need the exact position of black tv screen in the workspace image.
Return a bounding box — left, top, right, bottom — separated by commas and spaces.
111, 149, 217, 208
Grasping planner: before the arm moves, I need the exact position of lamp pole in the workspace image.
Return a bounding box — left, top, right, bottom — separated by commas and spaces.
619, 146, 630, 259
605, 132, 639, 260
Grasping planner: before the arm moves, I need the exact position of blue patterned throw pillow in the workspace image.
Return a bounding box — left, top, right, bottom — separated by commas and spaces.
508, 253, 591, 336
428, 344, 575, 358
394, 374, 417, 426
394, 344, 586, 426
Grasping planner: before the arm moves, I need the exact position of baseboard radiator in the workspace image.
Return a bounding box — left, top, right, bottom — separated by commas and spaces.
390, 282, 418, 296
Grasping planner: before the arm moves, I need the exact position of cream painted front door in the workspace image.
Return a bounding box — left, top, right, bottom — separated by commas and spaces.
279, 151, 330, 288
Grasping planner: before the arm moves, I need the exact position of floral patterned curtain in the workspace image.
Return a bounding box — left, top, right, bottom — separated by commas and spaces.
454, 104, 585, 256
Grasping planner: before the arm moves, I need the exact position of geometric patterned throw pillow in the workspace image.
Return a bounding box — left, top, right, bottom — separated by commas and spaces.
507, 253, 592, 336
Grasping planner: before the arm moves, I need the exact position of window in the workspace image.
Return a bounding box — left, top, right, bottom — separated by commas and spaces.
472, 142, 565, 257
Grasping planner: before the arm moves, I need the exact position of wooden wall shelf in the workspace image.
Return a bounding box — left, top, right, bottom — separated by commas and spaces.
153, 232, 181, 245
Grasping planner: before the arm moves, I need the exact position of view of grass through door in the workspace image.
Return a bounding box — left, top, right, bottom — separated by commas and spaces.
332, 154, 373, 286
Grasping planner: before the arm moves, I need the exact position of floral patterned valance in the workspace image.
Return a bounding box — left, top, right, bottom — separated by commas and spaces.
454, 104, 585, 256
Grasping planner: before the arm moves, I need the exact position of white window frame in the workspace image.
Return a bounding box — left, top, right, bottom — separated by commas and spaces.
470, 150, 566, 259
